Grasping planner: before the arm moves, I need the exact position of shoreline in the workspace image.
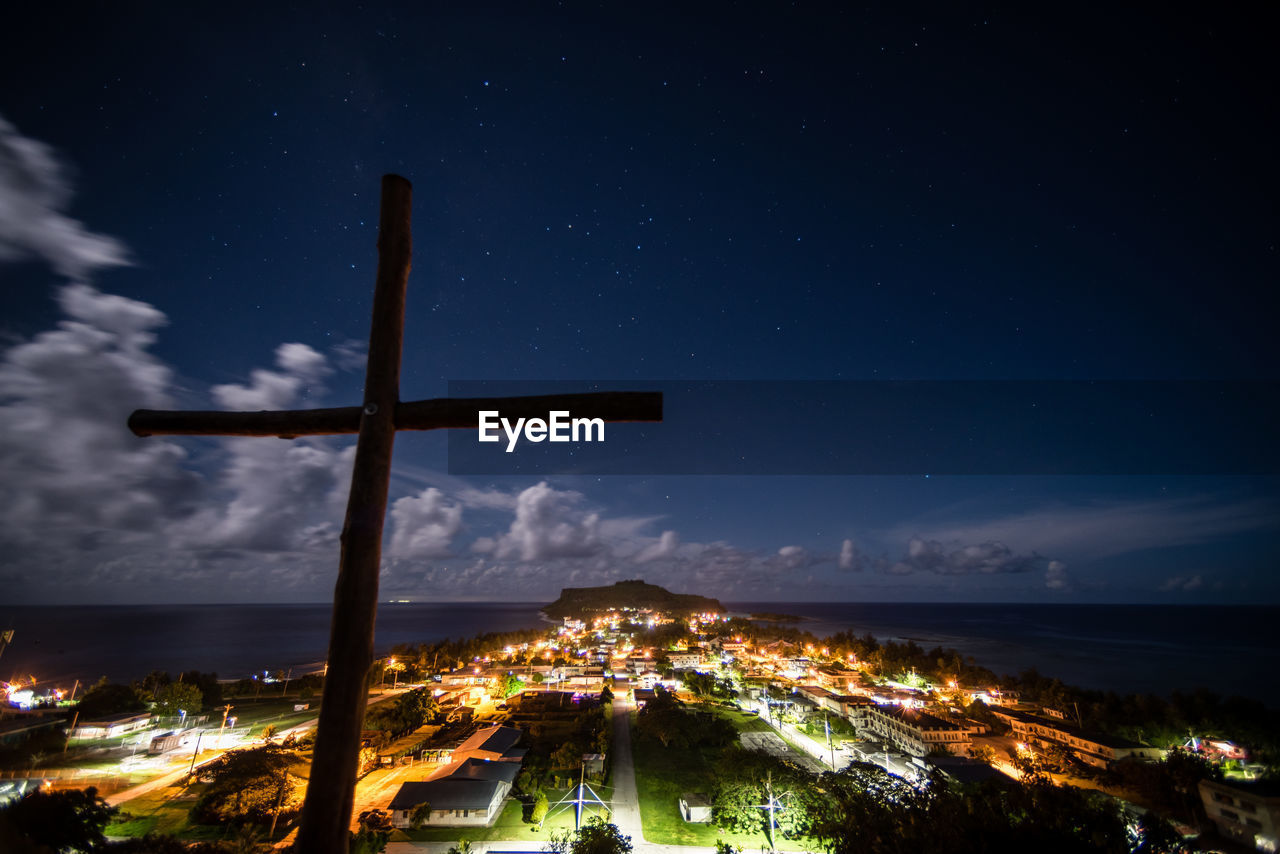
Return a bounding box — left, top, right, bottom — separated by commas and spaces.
3, 601, 1277, 707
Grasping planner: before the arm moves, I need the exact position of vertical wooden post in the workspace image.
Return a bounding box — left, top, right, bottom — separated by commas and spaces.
295, 174, 412, 852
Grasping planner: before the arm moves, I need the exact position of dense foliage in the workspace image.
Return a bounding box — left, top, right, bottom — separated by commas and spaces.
189, 745, 301, 827
362, 687, 437, 740
545, 817, 633, 854
75, 680, 147, 719
1006, 669, 1280, 762
633, 689, 736, 751
0, 786, 115, 853
153, 681, 204, 717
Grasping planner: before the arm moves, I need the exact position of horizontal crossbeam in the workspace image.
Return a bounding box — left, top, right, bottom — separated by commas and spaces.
128, 391, 662, 438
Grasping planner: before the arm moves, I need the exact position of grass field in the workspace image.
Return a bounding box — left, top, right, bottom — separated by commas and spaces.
631, 711, 808, 849
108, 782, 223, 842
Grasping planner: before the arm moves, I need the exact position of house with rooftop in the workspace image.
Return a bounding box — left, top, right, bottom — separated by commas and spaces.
388, 758, 521, 828
1198, 778, 1280, 851
988, 707, 1164, 769
453, 724, 526, 763
387, 726, 525, 828
860, 703, 971, 757
668, 652, 704, 670
71, 711, 152, 739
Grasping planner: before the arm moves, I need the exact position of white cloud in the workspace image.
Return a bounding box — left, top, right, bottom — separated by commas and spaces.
635, 530, 679, 563
211, 342, 331, 410
839, 538, 860, 571
883, 537, 1041, 576
172, 344, 351, 552
487, 481, 602, 561
887, 497, 1278, 561
772, 545, 818, 571
0, 114, 131, 280
456, 486, 520, 510
1159, 573, 1204, 592
389, 487, 463, 559
1045, 560, 1072, 591
0, 285, 200, 550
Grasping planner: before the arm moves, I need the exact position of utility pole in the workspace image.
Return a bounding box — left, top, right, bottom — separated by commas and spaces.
64, 711, 79, 753
217, 704, 234, 748
187, 729, 205, 779
824, 710, 836, 769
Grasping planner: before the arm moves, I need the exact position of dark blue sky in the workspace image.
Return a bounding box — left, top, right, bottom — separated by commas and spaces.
1, 3, 1276, 603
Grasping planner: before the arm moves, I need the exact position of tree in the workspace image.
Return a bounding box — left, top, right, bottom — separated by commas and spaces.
350, 817, 389, 854
76, 680, 146, 719
530, 790, 549, 826
356, 809, 393, 831
409, 801, 432, 830
190, 746, 301, 826
178, 671, 224, 708
503, 673, 527, 698
568, 817, 632, 854
154, 681, 204, 717
551, 741, 582, 774
0, 785, 116, 853
544, 829, 573, 854
599, 684, 613, 703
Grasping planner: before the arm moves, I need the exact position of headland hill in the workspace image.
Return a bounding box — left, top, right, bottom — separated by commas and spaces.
540, 578, 723, 620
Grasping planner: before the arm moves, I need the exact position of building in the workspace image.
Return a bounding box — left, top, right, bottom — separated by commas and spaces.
668, 652, 704, 670
1198, 778, 1280, 852
860, 703, 971, 757
388, 759, 520, 828
71, 711, 152, 739
453, 725, 526, 763
679, 792, 713, 823
989, 707, 1164, 769
834, 695, 877, 728
582, 753, 605, 776
814, 666, 860, 694
796, 684, 839, 713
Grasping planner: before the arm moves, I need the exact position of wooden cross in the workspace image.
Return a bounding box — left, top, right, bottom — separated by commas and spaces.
127, 174, 661, 852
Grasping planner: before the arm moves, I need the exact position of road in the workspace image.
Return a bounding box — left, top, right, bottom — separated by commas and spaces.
105, 688, 405, 808
386, 695, 800, 854
607, 695, 645, 845
349, 754, 446, 830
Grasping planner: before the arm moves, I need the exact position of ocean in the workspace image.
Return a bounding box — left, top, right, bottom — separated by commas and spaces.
2, 602, 1276, 707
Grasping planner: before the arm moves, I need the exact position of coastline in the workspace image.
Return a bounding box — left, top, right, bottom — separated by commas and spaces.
3, 600, 1277, 707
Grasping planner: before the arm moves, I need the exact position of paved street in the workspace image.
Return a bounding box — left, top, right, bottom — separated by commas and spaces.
106, 688, 407, 809
608, 695, 645, 845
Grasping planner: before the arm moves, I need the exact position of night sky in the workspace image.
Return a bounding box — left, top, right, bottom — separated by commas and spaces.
1, 4, 1276, 604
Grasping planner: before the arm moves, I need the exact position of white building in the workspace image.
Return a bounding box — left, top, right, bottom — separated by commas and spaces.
1198, 778, 1280, 852
989, 707, 1164, 769
861, 703, 971, 757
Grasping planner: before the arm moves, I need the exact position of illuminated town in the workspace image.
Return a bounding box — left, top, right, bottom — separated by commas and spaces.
1, 591, 1276, 852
